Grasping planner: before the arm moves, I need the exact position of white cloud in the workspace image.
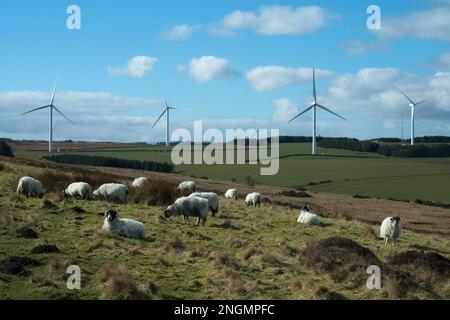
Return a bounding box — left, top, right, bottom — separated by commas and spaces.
436, 51, 450, 69
375, 7, 450, 42
186, 56, 238, 83
107, 56, 158, 78
272, 99, 299, 122
221, 5, 336, 36
246, 66, 333, 92
161, 24, 201, 40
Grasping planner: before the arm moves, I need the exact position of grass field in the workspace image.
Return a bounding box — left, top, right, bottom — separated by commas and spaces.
1, 159, 449, 300
16, 143, 450, 203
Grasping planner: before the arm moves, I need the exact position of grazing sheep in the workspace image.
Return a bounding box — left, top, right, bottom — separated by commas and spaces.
245, 192, 261, 207
177, 181, 197, 194
64, 182, 92, 200
92, 183, 129, 204
188, 192, 219, 216
102, 210, 146, 239
297, 205, 321, 226
132, 177, 148, 188
17, 176, 45, 198
225, 189, 239, 200
380, 217, 402, 245
164, 196, 209, 226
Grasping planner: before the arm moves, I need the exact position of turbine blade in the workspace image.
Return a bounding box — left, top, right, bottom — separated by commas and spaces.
21, 105, 50, 116
53, 106, 74, 125
395, 86, 414, 105
162, 97, 169, 108
50, 78, 58, 105
317, 104, 347, 121
288, 105, 314, 123
313, 68, 317, 103
170, 106, 191, 111
415, 99, 429, 107
152, 109, 167, 128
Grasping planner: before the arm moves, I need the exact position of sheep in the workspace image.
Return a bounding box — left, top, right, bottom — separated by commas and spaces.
297, 205, 321, 226
16, 176, 45, 198
92, 183, 129, 204
225, 189, 239, 200
64, 182, 92, 200
132, 177, 148, 188
245, 192, 261, 207
164, 196, 209, 226
102, 210, 146, 239
177, 181, 197, 194
380, 217, 402, 245
188, 192, 219, 217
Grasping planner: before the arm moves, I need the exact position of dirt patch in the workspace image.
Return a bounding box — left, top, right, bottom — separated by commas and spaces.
387, 250, 450, 278
71, 206, 86, 214
301, 237, 381, 283
0, 256, 41, 277
16, 227, 39, 239
279, 190, 312, 198
31, 244, 60, 254
314, 287, 347, 300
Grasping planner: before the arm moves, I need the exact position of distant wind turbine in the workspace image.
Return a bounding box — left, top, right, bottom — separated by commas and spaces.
21, 79, 74, 153
152, 97, 190, 147
395, 87, 429, 146
289, 68, 346, 155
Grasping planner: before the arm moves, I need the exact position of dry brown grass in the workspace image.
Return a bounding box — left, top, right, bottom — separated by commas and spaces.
164, 235, 185, 252
129, 179, 179, 206
99, 263, 151, 300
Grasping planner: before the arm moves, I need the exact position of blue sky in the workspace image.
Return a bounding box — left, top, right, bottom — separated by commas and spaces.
1, 0, 450, 142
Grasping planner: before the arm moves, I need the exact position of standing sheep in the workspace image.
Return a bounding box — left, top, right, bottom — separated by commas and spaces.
225, 189, 239, 200
177, 181, 197, 194
92, 183, 129, 204
64, 182, 92, 200
102, 210, 146, 239
164, 196, 209, 226
380, 217, 402, 245
17, 176, 45, 198
245, 192, 261, 207
132, 177, 148, 188
297, 205, 321, 226
188, 192, 219, 216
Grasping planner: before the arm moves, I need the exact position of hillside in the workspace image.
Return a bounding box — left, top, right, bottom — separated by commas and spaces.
0, 156, 449, 300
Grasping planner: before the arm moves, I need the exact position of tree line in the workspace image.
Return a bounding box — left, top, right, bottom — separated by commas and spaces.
44, 154, 174, 173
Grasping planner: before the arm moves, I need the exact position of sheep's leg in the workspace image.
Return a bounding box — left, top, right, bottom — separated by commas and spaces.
384, 237, 389, 246
196, 217, 201, 227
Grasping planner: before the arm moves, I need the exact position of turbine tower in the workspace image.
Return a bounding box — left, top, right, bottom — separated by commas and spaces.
152, 97, 189, 147
395, 87, 429, 146
21, 79, 74, 152
289, 68, 346, 155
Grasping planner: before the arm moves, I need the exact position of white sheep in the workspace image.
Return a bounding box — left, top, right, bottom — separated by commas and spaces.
245, 192, 261, 207
225, 189, 239, 200
177, 181, 197, 194
102, 210, 146, 239
132, 177, 148, 188
92, 183, 129, 204
64, 182, 92, 200
16, 176, 45, 198
297, 205, 321, 226
380, 217, 402, 245
188, 192, 219, 216
164, 196, 209, 226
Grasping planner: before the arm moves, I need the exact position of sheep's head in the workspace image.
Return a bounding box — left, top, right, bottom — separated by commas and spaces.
105, 210, 118, 222
164, 206, 175, 218
391, 216, 401, 226
302, 205, 311, 212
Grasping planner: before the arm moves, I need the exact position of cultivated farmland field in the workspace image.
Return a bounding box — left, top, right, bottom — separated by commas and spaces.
15, 142, 450, 202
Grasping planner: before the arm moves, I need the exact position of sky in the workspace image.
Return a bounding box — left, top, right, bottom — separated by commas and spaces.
1, 0, 450, 143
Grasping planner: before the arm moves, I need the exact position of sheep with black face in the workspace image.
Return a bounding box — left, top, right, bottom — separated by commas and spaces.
380, 216, 402, 245
102, 210, 146, 239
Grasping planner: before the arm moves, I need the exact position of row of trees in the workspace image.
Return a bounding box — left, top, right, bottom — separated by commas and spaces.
44, 154, 174, 173
318, 138, 380, 153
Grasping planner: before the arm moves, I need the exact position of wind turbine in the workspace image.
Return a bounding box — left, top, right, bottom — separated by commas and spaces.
395, 87, 429, 146
152, 97, 189, 147
288, 68, 346, 155
21, 79, 74, 152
